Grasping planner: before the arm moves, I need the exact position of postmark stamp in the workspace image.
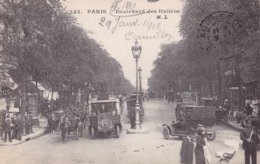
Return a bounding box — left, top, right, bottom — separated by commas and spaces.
197, 11, 242, 52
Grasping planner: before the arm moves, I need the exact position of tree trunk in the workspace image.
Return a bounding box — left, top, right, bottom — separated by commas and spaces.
50, 84, 54, 112
209, 79, 213, 97
69, 82, 72, 108
217, 60, 222, 106
21, 65, 26, 136
59, 85, 63, 110
35, 72, 40, 116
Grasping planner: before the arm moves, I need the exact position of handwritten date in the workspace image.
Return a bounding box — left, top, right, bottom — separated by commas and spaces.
99, 17, 161, 33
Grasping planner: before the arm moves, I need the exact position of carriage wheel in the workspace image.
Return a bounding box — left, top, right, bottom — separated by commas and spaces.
91, 127, 96, 139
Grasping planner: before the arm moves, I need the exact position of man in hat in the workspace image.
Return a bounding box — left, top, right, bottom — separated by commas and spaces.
12, 114, 22, 140
240, 119, 260, 164
28, 112, 34, 133
3, 116, 12, 143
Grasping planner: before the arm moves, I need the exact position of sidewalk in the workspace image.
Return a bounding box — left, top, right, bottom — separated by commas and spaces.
225, 119, 243, 131
0, 118, 48, 146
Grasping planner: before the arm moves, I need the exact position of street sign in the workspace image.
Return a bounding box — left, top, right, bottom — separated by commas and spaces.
0, 87, 12, 97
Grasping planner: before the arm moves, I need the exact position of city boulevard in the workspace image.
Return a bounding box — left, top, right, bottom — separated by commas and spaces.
0, 100, 253, 164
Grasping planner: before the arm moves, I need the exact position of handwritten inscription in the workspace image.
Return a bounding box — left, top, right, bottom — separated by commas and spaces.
99, 17, 139, 33
125, 30, 174, 41
110, 0, 138, 16
99, 17, 162, 33
95, 0, 178, 41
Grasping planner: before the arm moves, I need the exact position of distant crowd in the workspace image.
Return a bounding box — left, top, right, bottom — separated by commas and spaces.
2, 112, 34, 143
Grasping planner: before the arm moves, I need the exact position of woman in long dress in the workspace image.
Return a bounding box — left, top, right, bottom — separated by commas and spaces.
195, 127, 206, 164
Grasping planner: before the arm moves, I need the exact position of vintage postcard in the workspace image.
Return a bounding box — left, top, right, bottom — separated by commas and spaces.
0, 0, 259, 164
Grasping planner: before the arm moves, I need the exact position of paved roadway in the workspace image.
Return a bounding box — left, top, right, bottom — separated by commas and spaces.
0, 100, 258, 164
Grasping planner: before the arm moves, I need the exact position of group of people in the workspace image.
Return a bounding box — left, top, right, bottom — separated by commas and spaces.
2, 112, 34, 143
180, 121, 260, 164
46, 108, 86, 135
180, 125, 214, 164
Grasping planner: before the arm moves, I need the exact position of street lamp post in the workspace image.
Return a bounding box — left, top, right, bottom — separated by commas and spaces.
127, 40, 148, 134
138, 67, 142, 93
132, 40, 142, 129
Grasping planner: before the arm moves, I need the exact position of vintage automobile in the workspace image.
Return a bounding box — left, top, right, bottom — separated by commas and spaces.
200, 97, 229, 123
164, 96, 218, 141
215, 107, 229, 123
200, 97, 218, 107
175, 103, 216, 127
162, 120, 216, 141
87, 94, 122, 138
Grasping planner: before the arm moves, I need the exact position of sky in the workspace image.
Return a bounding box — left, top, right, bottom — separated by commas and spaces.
65, 0, 183, 90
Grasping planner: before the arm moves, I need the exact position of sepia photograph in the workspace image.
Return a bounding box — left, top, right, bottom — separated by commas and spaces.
0, 0, 259, 164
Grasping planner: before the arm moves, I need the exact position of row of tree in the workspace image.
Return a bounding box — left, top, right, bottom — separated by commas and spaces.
0, 0, 134, 101
149, 0, 260, 101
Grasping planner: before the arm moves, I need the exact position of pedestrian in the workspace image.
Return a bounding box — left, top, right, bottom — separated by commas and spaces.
12, 114, 22, 140
223, 99, 230, 117
28, 112, 34, 133
195, 127, 207, 164
60, 114, 69, 141
246, 102, 253, 116
47, 112, 54, 133
25, 114, 32, 135
180, 128, 196, 164
129, 107, 135, 129
3, 116, 12, 143
240, 119, 260, 164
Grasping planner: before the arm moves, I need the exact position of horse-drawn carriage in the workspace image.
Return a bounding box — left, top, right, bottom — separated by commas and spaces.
47, 109, 86, 141
60, 115, 85, 141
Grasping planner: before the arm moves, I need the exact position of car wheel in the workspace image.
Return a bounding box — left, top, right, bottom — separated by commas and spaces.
163, 127, 170, 139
